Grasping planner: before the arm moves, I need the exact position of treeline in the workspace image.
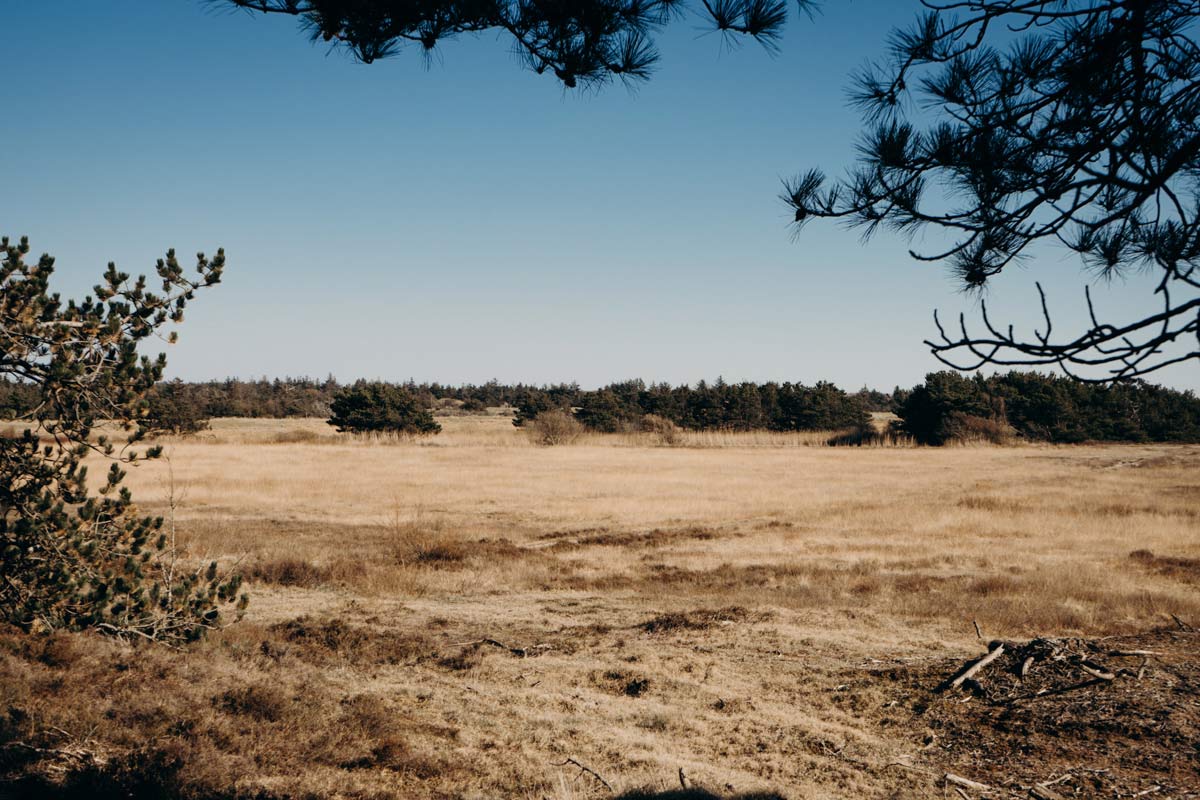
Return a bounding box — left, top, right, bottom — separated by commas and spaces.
2, 372, 1197, 444
895, 371, 1200, 444
513, 379, 875, 432
0, 376, 889, 430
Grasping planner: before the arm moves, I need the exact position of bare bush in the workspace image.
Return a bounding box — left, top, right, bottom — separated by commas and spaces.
526, 410, 583, 446
640, 414, 681, 446
943, 412, 1017, 446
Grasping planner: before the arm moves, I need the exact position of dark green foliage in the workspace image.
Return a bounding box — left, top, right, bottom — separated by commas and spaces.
570, 378, 870, 433
141, 380, 211, 436
0, 235, 243, 642
574, 389, 641, 433
327, 382, 440, 435
786, 1, 1200, 380
894, 372, 998, 446
897, 371, 1200, 445
109, 373, 1200, 443
460, 397, 487, 413
0, 379, 39, 419
511, 384, 579, 427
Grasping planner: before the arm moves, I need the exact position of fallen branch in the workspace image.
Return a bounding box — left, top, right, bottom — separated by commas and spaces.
942, 643, 1005, 691
944, 772, 991, 792
1078, 663, 1116, 682
553, 757, 613, 793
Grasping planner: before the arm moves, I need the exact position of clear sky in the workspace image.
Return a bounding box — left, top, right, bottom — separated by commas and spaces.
6, 0, 1196, 391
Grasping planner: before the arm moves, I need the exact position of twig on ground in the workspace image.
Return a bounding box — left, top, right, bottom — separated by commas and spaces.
553, 757, 613, 793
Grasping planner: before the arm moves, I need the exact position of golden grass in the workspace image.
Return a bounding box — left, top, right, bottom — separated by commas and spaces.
6, 415, 1199, 798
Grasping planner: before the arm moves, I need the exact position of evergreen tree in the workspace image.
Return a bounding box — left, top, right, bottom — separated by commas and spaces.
327, 382, 441, 435
0, 235, 243, 642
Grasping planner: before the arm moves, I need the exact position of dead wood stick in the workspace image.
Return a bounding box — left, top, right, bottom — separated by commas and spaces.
973, 619, 983, 639
1019, 677, 1105, 701
953, 787, 971, 800
678, 767, 690, 789
944, 772, 991, 792
1108, 650, 1160, 657
553, 757, 613, 792
1131, 786, 1162, 798
1078, 663, 1116, 681
944, 643, 1005, 691
1029, 784, 1067, 800
1020, 656, 1034, 678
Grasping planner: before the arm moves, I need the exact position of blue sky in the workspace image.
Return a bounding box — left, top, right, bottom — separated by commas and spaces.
6, 0, 1196, 391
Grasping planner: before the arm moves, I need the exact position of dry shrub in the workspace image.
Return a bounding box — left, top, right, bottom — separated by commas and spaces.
270, 428, 326, 444
246, 557, 366, 587
594, 669, 651, 697
826, 425, 879, 446
639, 606, 762, 633
943, 412, 1017, 445
390, 515, 468, 567
640, 414, 681, 446
247, 557, 331, 587
0, 625, 465, 799
213, 683, 288, 721
1128, 549, 1200, 583
526, 410, 583, 446
266, 616, 432, 665
957, 495, 1024, 512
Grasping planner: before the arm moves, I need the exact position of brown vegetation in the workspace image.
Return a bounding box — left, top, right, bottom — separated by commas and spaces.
3, 416, 1198, 798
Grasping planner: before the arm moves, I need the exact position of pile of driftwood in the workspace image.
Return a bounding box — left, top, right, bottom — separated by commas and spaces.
903, 629, 1198, 799
938, 637, 1158, 701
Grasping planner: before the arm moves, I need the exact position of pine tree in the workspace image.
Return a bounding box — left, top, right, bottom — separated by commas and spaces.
0, 235, 243, 642
327, 382, 441, 435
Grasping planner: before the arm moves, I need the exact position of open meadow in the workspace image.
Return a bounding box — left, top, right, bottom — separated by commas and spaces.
4, 415, 1199, 799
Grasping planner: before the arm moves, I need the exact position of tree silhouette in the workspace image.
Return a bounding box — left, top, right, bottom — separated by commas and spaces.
213, 0, 808, 88
784, 0, 1200, 381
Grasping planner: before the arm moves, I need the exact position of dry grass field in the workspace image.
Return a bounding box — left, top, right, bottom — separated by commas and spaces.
3, 415, 1199, 799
